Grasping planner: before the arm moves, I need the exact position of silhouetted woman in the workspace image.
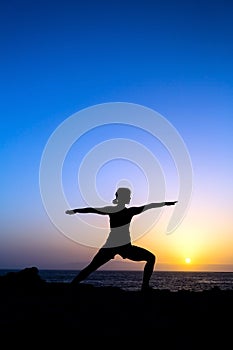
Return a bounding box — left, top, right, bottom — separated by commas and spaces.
65, 187, 177, 291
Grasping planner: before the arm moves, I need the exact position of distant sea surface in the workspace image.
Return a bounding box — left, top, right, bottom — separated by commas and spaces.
1, 269, 233, 292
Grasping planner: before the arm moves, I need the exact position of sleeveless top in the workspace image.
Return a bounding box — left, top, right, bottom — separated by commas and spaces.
103, 206, 144, 248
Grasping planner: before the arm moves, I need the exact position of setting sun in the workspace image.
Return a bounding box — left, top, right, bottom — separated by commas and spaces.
185, 258, 191, 264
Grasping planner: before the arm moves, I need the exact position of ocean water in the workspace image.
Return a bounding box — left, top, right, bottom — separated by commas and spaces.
1, 269, 232, 292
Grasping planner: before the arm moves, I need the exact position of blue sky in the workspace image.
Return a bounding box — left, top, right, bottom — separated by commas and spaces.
1, 0, 233, 270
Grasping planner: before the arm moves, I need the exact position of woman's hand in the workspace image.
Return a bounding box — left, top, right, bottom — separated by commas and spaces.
65, 210, 75, 215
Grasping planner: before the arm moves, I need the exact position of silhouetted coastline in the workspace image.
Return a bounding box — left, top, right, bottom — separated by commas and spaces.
0, 267, 232, 345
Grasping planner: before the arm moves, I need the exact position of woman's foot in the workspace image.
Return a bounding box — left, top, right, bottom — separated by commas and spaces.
141, 284, 153, 292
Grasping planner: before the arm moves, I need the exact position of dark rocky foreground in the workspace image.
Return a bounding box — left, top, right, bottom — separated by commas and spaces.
0, 267, 232, 345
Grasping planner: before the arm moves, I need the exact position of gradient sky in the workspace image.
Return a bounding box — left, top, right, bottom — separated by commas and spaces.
1, 0, 233, 271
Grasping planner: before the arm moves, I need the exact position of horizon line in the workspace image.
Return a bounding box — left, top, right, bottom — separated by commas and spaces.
1, 264, 233, 273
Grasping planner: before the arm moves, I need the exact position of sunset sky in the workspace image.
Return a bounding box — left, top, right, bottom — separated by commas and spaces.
1, 0, 233, 272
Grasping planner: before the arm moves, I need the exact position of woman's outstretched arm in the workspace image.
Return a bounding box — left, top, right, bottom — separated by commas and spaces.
144, 201, 178, 210
131, 201, 178, 215
65, 206, 114, 215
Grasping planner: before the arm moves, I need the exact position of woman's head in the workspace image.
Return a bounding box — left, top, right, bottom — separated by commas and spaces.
112, 187, 131, 205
